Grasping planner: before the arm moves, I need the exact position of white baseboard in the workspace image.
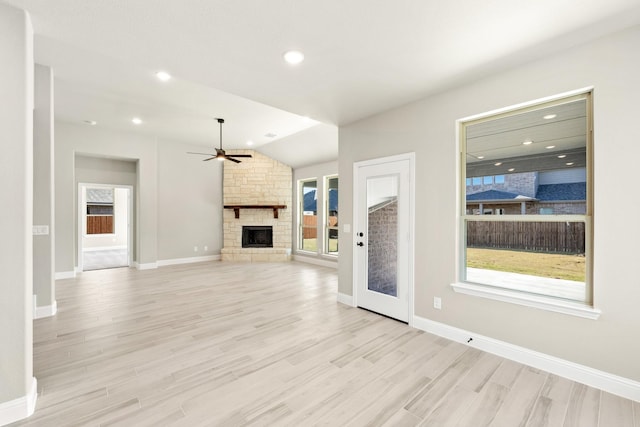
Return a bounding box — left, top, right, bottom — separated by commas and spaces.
135, 262, 158, 270
337, 292, 354, 306
82, 245, 127, 252
0, 377, 37, 426
413, 315, 640, 403
34, 300, 57, 319
157, 255, 221, 267
293, 254, 338, 269
54, 271, 75, 280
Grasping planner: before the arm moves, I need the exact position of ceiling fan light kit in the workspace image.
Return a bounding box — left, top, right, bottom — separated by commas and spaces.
188, 118, 253, 163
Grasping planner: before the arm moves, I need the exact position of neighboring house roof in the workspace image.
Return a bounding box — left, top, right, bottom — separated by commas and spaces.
86, 188, 113, 204
303, 189, 338, 212
466, 190, 534, 203
536, 183, 586, 201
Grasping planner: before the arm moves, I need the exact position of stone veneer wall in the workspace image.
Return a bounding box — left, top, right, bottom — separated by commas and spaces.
221, 149, 292, 261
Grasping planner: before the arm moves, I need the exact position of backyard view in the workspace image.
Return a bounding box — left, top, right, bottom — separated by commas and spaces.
466, 248, 585, 282
301, 238, 339, 253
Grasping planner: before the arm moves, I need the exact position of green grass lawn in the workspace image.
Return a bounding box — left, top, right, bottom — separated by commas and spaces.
301, 238, 338, 253
467, 248, 585, 282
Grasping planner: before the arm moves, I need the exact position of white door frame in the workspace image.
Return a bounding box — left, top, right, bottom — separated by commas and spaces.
352, 152, 415, 326
77, 183, 133, 272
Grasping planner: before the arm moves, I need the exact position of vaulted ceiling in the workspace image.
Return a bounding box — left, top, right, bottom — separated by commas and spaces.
5, 0, 640, 167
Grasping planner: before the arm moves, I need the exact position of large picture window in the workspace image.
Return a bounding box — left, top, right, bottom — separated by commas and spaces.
456, 91, 594, 314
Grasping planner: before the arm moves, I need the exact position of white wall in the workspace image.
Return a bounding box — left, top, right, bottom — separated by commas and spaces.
258, 123, 338, 169
33, 64, 55, 313
339, 25, 640, 382
156, 138, 222, 261
0, 2, 35, 419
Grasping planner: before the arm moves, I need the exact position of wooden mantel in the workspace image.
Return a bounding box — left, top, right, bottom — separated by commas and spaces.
224, 205, 287, 219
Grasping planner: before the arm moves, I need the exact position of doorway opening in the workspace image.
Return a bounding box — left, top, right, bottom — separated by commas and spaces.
78, 184, 133, 271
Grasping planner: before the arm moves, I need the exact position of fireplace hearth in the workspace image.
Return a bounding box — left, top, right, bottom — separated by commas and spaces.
242, 226, 273, 248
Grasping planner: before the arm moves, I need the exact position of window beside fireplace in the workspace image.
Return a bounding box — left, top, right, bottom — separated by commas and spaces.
242, 226, 273, 248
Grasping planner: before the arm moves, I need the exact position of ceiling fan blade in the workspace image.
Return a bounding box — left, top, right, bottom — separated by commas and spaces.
226, 154, 253, 158
225, 157, 241, 163
203, 156, 217, 161
187, 152, 216, 156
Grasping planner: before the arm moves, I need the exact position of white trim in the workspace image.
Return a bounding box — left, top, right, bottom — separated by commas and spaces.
82, 245, 127, 252
412, 316, 640, 402
34, 300, 57, 319
157, 255, 221, 267
457, 86, 594, 123
337, 292, 354, 306
135, 262, 158, 270
54, 271, 75, 280
451, 281, 601, 320
293, 254, 338, 269
0, 377, 37, 426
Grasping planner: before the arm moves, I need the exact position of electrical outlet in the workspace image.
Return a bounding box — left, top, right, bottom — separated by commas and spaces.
433, 297, 442, 310
194, 246, 198, 252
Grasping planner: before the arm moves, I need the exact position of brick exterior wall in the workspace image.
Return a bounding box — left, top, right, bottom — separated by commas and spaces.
367, 200, 398, 296
221, 150, 292, 261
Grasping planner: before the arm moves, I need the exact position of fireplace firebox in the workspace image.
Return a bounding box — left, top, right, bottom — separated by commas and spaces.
242, 226, 273, 248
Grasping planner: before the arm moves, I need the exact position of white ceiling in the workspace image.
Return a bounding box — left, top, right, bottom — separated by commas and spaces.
5, 0, 640, 167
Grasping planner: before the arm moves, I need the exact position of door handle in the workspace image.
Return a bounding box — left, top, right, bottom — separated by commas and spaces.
356, 242, 364, 247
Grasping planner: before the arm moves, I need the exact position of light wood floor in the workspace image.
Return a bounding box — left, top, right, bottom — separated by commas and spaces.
13, 261, 639, 426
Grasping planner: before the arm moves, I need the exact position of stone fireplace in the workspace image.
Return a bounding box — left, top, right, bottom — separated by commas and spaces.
221, 150, 292, 261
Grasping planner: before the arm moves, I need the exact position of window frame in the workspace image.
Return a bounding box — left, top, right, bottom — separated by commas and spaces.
324, 175, 339, 256
452, 88, 599, 319
298, 178, 319, 253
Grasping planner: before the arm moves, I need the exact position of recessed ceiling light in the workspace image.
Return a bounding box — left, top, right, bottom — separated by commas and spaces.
132, 117, 143, 125
522, 140, 533, 145
155, 71, 171, 82
557, 154, 567, 159
508, 168, 515, 172
543, 114, 557, 120
566, 162, 574, 166
494, 162, 502, 166
477, 155, 485, 159
246, 140, 254, 146
283, 50, 304, 65
545, 145, 555, 149
83, 120, 97, 126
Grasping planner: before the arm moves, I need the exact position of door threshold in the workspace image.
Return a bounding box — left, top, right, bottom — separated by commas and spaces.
357, 306, 408, 324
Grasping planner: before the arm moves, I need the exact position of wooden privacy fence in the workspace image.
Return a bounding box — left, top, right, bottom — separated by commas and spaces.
466, 221, 585, 254
302, 215, 338, 239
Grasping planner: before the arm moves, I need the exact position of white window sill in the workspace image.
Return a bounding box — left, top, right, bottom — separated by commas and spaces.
451, 281, 601, 320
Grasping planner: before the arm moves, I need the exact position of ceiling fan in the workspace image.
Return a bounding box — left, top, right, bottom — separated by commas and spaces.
188, 118, 252, 163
